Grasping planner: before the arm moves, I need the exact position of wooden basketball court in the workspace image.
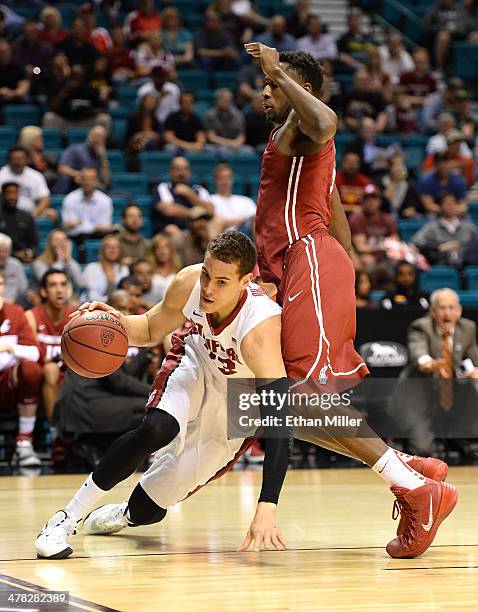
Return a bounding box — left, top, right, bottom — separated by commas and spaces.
0, 467, 476, 611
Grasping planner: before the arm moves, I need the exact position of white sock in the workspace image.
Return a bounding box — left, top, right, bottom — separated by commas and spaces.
394, 450, 414, 462
373, 448, 426, 490
65, 474, 108, 521
49, 425, 58, 442
18, 416, 36, 436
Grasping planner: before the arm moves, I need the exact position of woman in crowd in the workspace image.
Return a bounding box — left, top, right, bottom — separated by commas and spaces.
18, 126, 58, 189
161, 6, 194, 67
363, 49, 392, 103
380, 261, 429, 310
381, 156, 423, 219
82, 235, 129, 302
355, 270, 378, 308
38, 7, 68, 46
125, 94, 162, 155
32, 229, 84, 292
148, 234, 181, 301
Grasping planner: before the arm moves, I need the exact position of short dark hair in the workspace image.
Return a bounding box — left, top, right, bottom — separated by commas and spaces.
438, 192, 456, 205
279, 50, 324, 96
122, 203, 142, 218
8, 146, 28, 159
118, 275, 142, 289
1, 182, 19, 194
40, 269, 68, 289
131, 258, 152, 274
206, 231, 256, 278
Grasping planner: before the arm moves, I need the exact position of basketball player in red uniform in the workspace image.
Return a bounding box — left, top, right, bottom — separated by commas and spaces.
245, 42, 458, 558
0, 272, 42, 467
26, 270, 76, 423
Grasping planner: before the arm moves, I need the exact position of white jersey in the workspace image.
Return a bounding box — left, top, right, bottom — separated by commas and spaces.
182, 279, 281, 379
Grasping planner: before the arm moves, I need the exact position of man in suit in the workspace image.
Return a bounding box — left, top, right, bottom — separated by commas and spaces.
399, 288, 478, 453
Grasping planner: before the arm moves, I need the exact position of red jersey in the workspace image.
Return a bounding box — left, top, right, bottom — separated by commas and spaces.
335, 171, 370, 209
399, 71, 437, 99
29, 304, 76, 364
255, 129, 336, 286
0, 304, 39, 372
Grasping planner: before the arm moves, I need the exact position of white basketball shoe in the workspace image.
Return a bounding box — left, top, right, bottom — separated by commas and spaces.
83, 501, 129, 535
36, 510, 78, 559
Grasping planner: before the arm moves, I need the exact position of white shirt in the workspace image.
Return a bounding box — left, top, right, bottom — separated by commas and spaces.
137, 80, 181, 124
211, 193, 256, 230
0, 164, 50, 213
62, 188, 113, 236
426, 133, 472, 158
82, 261, 129, 302
152, 272, 175, 301
378, 46, 414, 84
297, 34, 338, 60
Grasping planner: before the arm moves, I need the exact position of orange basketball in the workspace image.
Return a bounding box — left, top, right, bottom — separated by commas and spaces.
61, 310, 129, 378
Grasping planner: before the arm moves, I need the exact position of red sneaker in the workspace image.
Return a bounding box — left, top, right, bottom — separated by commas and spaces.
387, 479, 458, 559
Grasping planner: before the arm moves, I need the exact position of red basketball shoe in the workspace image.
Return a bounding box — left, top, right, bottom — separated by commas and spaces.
387, 479, 458, 559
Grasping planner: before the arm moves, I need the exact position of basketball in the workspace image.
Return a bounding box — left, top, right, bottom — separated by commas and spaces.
61, 310, 128, 378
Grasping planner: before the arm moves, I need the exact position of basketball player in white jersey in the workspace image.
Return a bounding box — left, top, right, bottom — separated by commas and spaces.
36, 232, 291, 559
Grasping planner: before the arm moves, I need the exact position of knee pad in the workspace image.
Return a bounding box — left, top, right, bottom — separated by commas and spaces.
138, 409, 180, 455
128, 483, 167, 526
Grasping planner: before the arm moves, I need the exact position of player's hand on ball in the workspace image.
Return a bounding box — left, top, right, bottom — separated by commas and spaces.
244, 42, 280, 78
69, 301, 121, 321
238, 502, 287, 552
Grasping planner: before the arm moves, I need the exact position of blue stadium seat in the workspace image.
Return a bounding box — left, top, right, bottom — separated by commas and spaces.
212, 71, 237, 90
107, 151, 126, 173
116, 86, 137, 107
133, 195, 153, 217
377, 134, 401, 147
42, 128, 62, 150
419, 266, 460, 293
404, 146, 424, 172
4, 105, 41, 129
177, 69, 210, 91
185, 152, 220, 177
454, 42, 478, 80
142, 219, 153, 239
371, 290, 385, 302
139, 151, 174, 182
0, 127, 15, 149
468, 202, 478, 226
35, 218, 55, 242
85, 240, 103, 264
109, 106, 130, 120
247, 174, 261, 199
456, 291, 478, 307
398, 219, 425, 242
228, 155, 260, 176
66, 128, 89, 146
110, 173, 149, 196
112, 196, 127, 210
464, 267, 478, 291
50, 195, 64, 212
401, 134, 428, 148
195, 90, 216, 104
112, 118, 128, 147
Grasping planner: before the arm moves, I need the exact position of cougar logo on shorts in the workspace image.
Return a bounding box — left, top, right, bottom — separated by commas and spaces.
100, 330, 115, 347
318, 365, 328, 385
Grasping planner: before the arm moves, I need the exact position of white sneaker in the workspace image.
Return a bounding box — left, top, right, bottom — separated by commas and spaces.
83, 502, 129, 536
14, 439, 41, 468
36, 510, 78, 559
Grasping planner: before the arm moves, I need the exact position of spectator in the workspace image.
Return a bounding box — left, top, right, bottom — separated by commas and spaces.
57, 17, 98, 69
399, 48, 437, 109
153, 156, 214, 232
193, 11, 238, 71
31, 229, 84, 292
134, 31, 175, 79
422, 130, 475, 186
453, 87, 477, 145
380, 261, 429, 310
18, 126, 58, 189
118, 204, 151, 266
169, 206, 213, 267
124, 0, 162, 44
237, 57, 263, 108
320, 58, 343, 111
335, 151, 371, 214
118, 275, 145, 314
164, 91, 206, 155
0, 182, 38, 263
43, 64, 111, 135
349, 184, 399, 272
148, 234, 181, 302
80, 3, 112, 53
208, 0, 243, 42
387, 84, 417, 134
344, 70, 387, 132
38, 7, 68, 46
297, 14, 337, 61
222, 0, 269, 32
54, 126, 111, 194
30, 52, 70, 107
137, 66, 180, 125
423, 0, 468, 73
346, 117, 389, 177
161, 6, 194, 68
411, 193, 476, 266
423, 78, 462, 133
125, 94, 162, 155
426, 113, 472, 158
12, 20, 52, 76
381, 157, 423, 219
210, 163, 256, 232
418, 152, 468, 215
107, 26, 136, 83
0, 233, 28, 303
131, 258, 162, 309
337, 8, 375, 71
0, 147, 52, 219
355, 270, 377, 308
0, 270, 42, 468
82, 234, 128, 302
378, 33, 414, 84
286, 0, 312, 39
205, 88, 253, 156
0, 38, 29, 109
257, 15, 297, 52
245, 92, 270, 152
363, 49, 392, 103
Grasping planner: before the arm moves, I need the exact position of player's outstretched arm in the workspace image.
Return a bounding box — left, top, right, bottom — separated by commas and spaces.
244, 42, 337, 144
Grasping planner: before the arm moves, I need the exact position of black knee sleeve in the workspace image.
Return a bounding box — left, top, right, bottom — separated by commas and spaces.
127, 483, 167, 526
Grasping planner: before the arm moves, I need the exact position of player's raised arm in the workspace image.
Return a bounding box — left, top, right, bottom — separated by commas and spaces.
244, 42, 337, 144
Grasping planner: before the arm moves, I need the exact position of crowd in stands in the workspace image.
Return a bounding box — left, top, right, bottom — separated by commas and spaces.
1, 0, 478, 469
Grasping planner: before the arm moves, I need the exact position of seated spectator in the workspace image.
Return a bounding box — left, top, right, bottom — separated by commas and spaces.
378, 33, 414, 84
164, 92, 206, 155
399, 48, 437, 109
30, 52, 70, 108
210, 163, 256, 232
0, 38, 29, 109
38, 7, 68, 46
124, 0, 162, 45
193, 11, 238, 71
18, 126, 58, 190
335, 152, 371, 214
423, 0, 468, 74
297, 14, 337, 61
0, 147, 52, 219
387, 84, 417, 134
381, 158, 423, 219
419, 152, 468, 216
154, 156, 214, 232
286, 0, 312, 39
237, 57, 263, 108
118, 275, 145, 314
107, 26, 136, 83
426, 113, 472, 158
131, 258, 162, 309
161, 6, 194, 68
168, 206, 213, 267
453, 87, 477, 145
228, 0, 269, 31
12, 20, 52, 76
118, 204, 151, 266
57, 17, 98, 70
337, 8, 375, 71
137, 66, 180, 125
125, 94, 162, 156
0, 270, 42, 467
25, 269, 76, 424
0, 182, 38, 263
411, 193, 477, 266
258, 14, 297, 52
208, 0, 243, 42
88, 56, 113, 106
148, 234, 181, 301
423, 78, 462, 134
134, 31, 175, 80
349, 184, 399, 273
245, 92, 270, 153
54, 126, 111, 194
363, 49, 392, 103
380, 261, 429, 310
31, 229, 84, 293
422, 130, 475, 187
205, 88, 253, 156
346, 118, 389, 178
0, 233, 28, 303
80, 3, 112, 53
43, 64, 111, 135
344, 70, 387, 132
320, 58, 343, 111
355, 270, 377, 308
82, 235, 128, 301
